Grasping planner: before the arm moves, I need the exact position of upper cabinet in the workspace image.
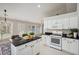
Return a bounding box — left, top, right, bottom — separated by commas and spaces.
44, 16, 63, 29
62, 16, 70, 29
77, 4, 79, 16
44, 12, 78, 29
77, 3, 79, 29
69, 14, 78, 29
62, 12, 78, 29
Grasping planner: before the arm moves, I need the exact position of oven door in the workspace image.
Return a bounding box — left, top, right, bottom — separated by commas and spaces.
51, 37, 61, 47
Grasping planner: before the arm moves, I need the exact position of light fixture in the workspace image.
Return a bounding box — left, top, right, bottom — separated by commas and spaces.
0, 9, 8, 40
37, 5, 40, 8
4, 9, 7, 22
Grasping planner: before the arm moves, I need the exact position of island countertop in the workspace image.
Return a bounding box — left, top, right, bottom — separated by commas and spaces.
11, 36, 41, 47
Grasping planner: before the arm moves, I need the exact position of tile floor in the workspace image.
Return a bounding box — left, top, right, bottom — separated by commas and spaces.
39, 39, 70, 55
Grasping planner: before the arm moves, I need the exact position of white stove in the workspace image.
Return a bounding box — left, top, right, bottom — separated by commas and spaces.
48, 31, 62, 50
49, 34, 62, 50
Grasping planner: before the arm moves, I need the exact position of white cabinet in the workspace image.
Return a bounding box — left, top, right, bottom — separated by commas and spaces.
44, 19, 48, 29
11, 43, 33, 55
42, 35, 47, 44
42, 35, 46, 43
49, 16, 63, 29
11, 39, 41, 55
46, 18, 63, 29
45, 35, 51, 46
44, 12, 78, 29
77, 4, 79, 16
69, 14, 78, 29
44, 19, 48, 32
62, 12, 78, 29
77, 4, 79, 29
62, 38, 68, 51
42, 35, 51, 46
51, 19, 57, 29
72, 39, 79, 54
62, 16, 70, 29
32, 40, 40, 55
16, 44, 33, 55
43, 35, 50, 45
62, 38, 79, 54
56, 19, 63, 29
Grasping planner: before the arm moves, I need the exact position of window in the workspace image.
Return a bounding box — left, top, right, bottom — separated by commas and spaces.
31, 26, 35, 33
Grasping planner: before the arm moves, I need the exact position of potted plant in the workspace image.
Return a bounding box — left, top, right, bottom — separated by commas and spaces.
29, 32, 35, 39
22, 33, 29, 39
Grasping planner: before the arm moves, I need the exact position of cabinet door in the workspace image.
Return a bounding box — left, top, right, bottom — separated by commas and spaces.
77, 4, 79, 16
68, 39, 79, 54
44, 19, 48, 29
62, 38, 68, 51
62, 38, 79, 54
44, 19, 48, 32
72, 39, 79, 54
62, 38, 72, 53
32, 41, 40, 55
45, 36, 51, 46
42, 35, 46, 44
69, 16, 78, 28
16, 44, 32, 55
67, 39, 74, 54
62, 38, 75, 54
51, 19, 58, 29
62, 17, 70, 29
57, 19, 63, 29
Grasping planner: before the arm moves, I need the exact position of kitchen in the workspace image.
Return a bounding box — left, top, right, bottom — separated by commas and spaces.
0, 3, 79, 55
43, 12, 79, 54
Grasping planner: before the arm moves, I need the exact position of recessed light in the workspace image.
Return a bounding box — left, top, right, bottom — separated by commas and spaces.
37, 5, 40, 8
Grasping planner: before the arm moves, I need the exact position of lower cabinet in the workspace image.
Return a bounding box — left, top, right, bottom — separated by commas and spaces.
42, 35, 51, 46
62, 38, 79, 55
11, 39, 40, 55
32, 40, 40, 55
16, 44, 33, 55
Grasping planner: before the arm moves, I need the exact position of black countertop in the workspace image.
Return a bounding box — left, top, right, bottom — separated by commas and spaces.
12, 36, 41, 47
62, 36, 79, 40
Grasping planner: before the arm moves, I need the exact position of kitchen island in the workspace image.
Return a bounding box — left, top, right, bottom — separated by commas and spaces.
12, 36, 41, 46
11, 36, 41, 55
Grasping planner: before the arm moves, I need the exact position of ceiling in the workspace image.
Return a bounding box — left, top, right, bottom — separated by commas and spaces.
0, 3, 77, 23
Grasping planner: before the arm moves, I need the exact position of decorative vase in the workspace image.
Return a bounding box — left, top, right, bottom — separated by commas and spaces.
29, 35, 33, 40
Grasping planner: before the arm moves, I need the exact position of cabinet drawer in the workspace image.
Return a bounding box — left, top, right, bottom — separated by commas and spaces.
16, 46, 32, 55
16, 43, 30, 51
